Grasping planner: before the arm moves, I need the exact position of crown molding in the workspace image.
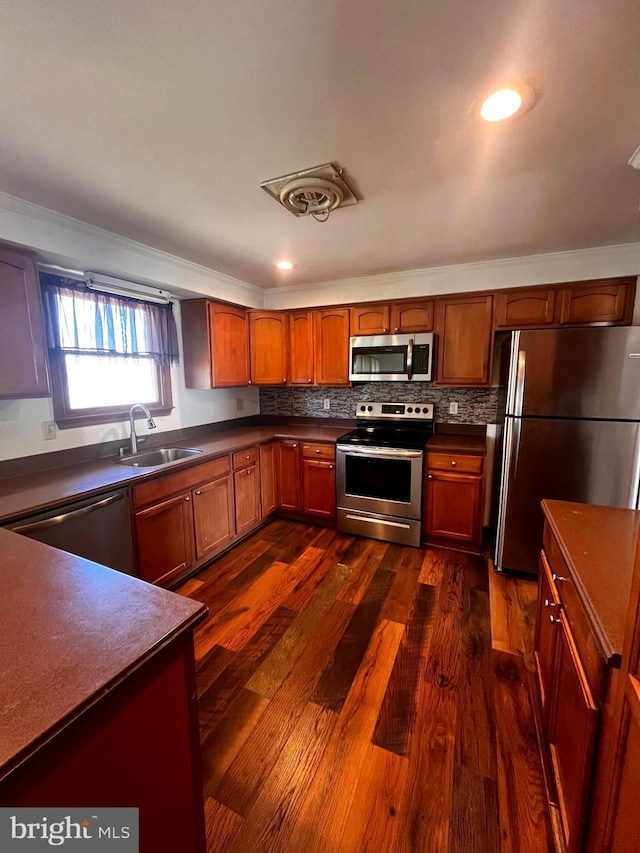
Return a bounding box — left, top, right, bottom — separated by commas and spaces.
0, 191, 264, 306
265, 242, 640, 309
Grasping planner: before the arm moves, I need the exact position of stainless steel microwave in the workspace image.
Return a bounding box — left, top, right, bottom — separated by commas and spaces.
349, 332, 434, 382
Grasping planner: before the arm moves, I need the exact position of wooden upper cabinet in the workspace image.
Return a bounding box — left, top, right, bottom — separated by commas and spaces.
558, 278, 635, 326
435, 294, 493, 386
182, 300, 250, 388
249, 311, 288, 385
391, 299, 434, 333
494, 287, 556, 329
350, 304, 390, 336
314, 308, 350, 385
0, 246, 49, 398
288, 311, 315, 385
350, 300, 434, 336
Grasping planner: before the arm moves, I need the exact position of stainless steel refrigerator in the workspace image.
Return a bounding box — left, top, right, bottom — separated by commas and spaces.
495, 326, 640, 576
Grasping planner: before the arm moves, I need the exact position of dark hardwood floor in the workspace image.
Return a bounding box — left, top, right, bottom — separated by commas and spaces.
176, 519, 554, 853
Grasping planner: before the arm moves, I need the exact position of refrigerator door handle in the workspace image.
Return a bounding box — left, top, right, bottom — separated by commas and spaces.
513, 350, 526, 417
495, 416, 516, 570
511, 416, 522, 475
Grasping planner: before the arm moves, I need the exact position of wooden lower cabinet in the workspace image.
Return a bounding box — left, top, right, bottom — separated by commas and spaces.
302, 459, 336, 519
3, 634, 206, 853
135, 492, 195, 584
259, 441, 277, 517
534, 551, 561, 729
234, 464, 261, 535
277, 440, 302, 512
423, 451, 484, 552
549, 617, 599, 853
193, 475, 234, 561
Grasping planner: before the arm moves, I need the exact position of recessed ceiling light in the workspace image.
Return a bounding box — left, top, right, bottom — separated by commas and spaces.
478, 84, 535, 122
275, 260, 296, 271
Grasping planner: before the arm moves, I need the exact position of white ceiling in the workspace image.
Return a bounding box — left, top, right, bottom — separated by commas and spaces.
0, 0, 639, 289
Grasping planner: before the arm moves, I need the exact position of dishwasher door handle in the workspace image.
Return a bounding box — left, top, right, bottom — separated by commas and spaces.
11, 492, 126, 534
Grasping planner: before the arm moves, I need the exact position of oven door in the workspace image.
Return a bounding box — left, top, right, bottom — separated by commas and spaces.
336, 444, 423, 519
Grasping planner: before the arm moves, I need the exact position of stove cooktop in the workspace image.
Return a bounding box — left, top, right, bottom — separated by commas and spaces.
337, 400, 435, 450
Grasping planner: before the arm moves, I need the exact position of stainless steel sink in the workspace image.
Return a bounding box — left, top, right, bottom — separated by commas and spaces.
115, 447, 203, 467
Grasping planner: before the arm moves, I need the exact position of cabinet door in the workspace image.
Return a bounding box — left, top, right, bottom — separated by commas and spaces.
558, 278, 635, 326
277, 440, 302, 511
0, 247, 49, 398
350, 304, 390, 336
209, 302, 250, 387
314, 308, 350, 385
249, 311, 288, 385
549, 616, 599, 853
534, 550, 561, 732
424, 470, 482, 548
390, 299, 434, 333
260, 442, 277, 517
302, 459, 336, 518
234, 464, 261, 535
608, 674, 640, 852
435, 295, 493, 385
192, 475, 235, 561
288, 311, 315, 385
494, 287, 556, 329
135, 493, 195, 584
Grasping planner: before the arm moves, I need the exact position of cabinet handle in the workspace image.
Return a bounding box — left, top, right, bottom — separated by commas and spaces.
427, 474, 433, 479
195, 490, 201, 496
248, 380, 252, 385
292, 443, 298, 448
247, 469, 253, 475
552, 573, 567, 583
315, 449, 320, 453
394, 326, 399, 332
307, 378, 312, 383
451, 460, 457, 467
544, 598, 556, 608
184, 495, 190, 501
549, 614, 561, 625
283, 378, 287, 383
383, 327, 389, 333
245, 454, 250, 459
329, 464, 334, 469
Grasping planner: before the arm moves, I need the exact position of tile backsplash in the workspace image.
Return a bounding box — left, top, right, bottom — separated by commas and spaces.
260, 383, 500, 424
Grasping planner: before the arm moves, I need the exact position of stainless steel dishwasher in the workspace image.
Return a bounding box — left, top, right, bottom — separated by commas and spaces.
6, 489, 137, 575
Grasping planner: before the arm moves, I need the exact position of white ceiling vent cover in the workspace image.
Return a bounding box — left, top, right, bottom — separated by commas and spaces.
261, 162, 359, 221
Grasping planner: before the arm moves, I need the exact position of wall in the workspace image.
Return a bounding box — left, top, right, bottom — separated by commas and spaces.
259, 383, 500, 424
0, 300, 260, 462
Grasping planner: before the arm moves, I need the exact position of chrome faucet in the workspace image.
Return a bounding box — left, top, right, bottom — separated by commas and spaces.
129, 403, 156, 455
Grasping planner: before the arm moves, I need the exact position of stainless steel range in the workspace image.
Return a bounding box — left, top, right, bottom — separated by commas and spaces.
336, 402, 434, 547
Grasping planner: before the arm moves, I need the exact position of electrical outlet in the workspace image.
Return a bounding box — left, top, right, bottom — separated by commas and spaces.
448, 401, 459, 415
323, 398, 331, 411
42, 421, 57, 440
236, 398, 244, 412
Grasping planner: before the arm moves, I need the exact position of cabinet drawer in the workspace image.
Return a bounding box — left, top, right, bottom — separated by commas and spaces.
132, 455, 231, 508
543, 526, 608, 700
233, 446, 258, 470
426, 451, 483, 474
302, 442, 335, 460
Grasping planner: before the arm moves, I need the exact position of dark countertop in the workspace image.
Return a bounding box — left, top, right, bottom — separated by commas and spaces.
542, 499, 640, 667
0, 424, 348, 523
426, 434, 487, 454
0, 528, 207, 782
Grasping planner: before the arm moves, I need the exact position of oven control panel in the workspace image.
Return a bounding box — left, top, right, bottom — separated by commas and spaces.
356, 401, 434, 420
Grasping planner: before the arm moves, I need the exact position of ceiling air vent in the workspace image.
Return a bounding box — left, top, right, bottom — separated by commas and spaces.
260, 162, 359, 222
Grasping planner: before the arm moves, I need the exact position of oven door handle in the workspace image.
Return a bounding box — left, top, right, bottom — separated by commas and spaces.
336, 445, 423, 459
407, 338, 414, 380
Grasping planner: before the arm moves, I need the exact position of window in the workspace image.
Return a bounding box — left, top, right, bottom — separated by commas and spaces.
41, 274, 178, 428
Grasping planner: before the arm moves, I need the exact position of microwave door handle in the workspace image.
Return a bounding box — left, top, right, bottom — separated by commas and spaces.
407, 339, 414, 380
